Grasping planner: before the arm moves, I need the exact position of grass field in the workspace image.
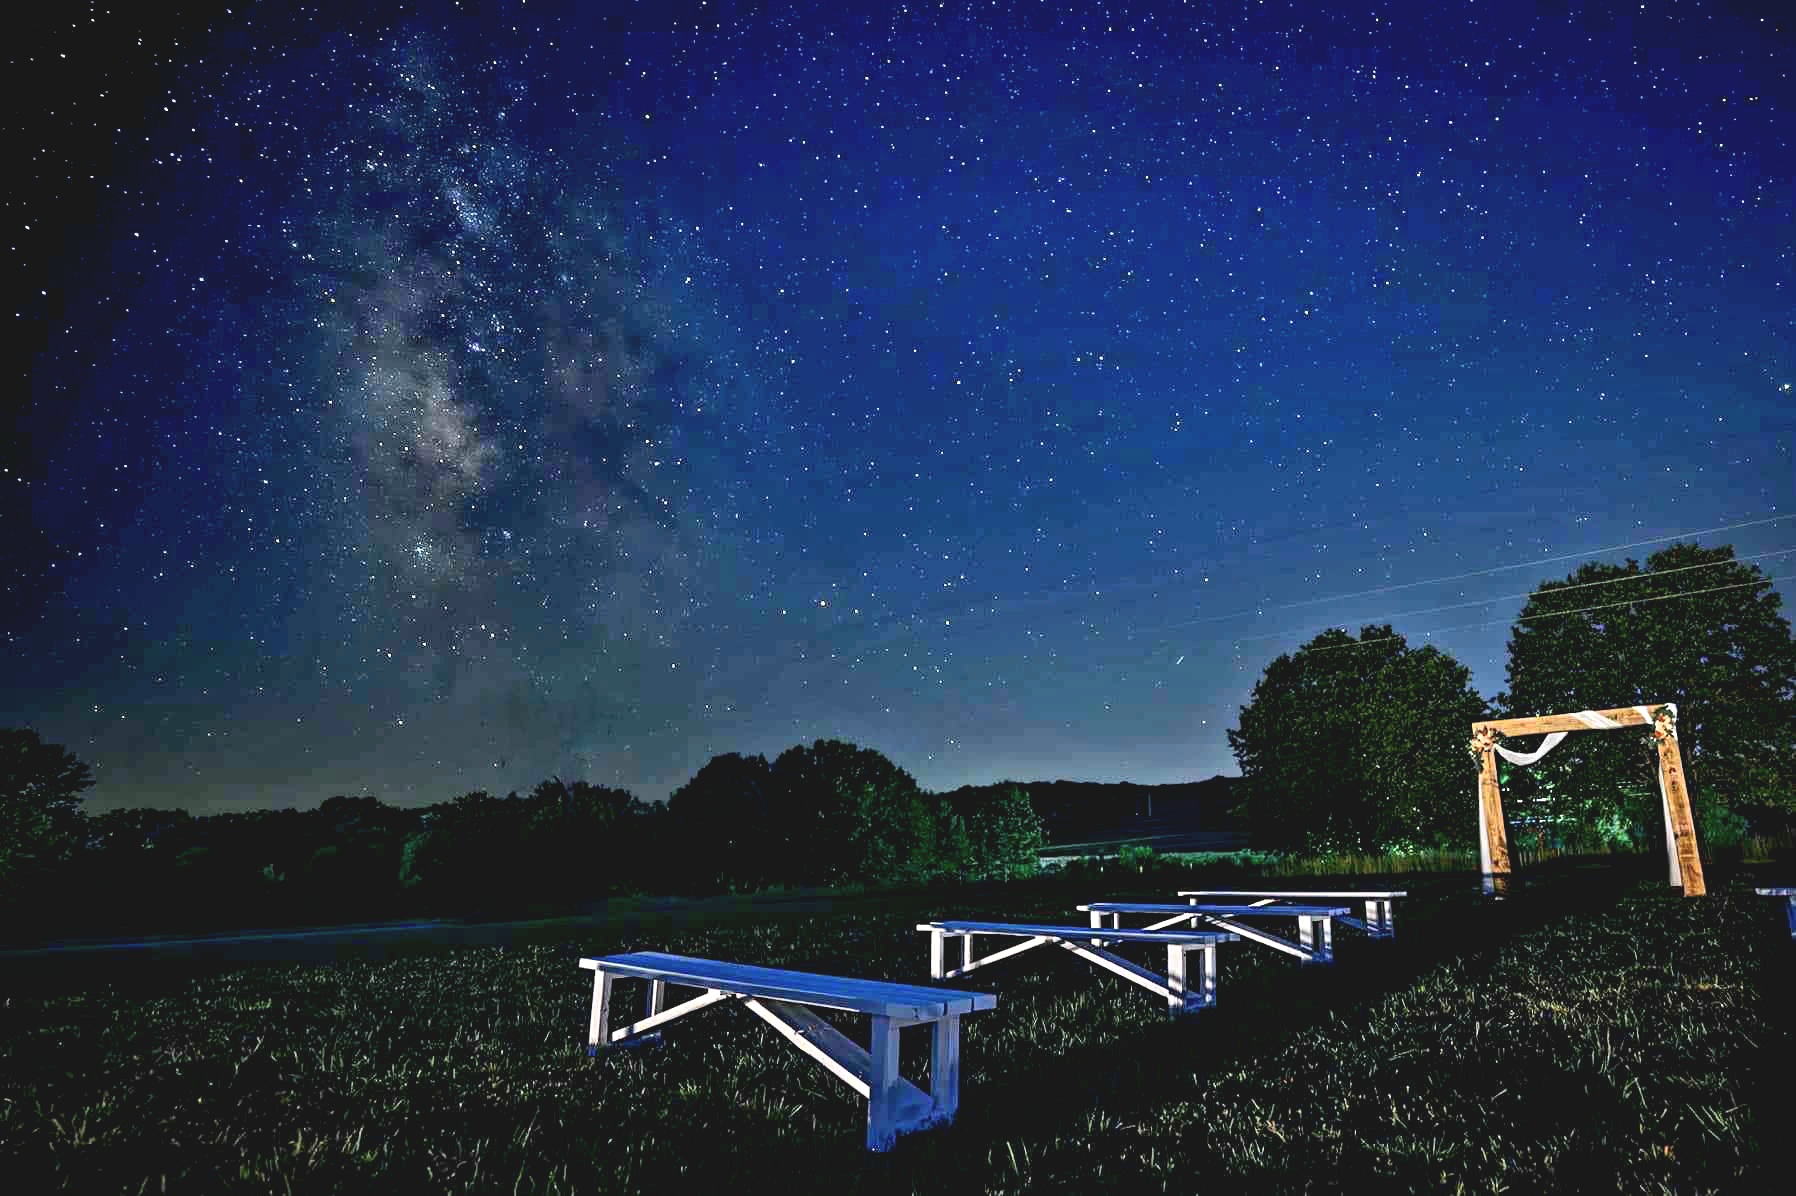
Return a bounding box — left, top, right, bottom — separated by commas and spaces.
3, 865, 1793, 1194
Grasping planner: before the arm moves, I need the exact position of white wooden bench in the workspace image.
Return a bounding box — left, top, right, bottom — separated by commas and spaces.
1080, 901, 1350, 964
579, 951, 995, 1151
1178, 889, 1409, 940
1756, 888, 1796, 940
917, 920, 1237, 1015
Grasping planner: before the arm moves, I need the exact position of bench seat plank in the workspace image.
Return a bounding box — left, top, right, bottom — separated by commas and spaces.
1080, 902, 1347, 964
1083, 902, 1351, 917
924, 919, 1235, 944
1178, 889, 1408, 939
582, 951, 994, 1019
917, 919, 1235, 1014
1177, 889, 1410, 899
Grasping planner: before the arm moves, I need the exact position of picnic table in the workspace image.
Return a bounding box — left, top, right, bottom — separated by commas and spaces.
1178, 889, 1408, 939
580, 951, 995, 1151
1080, 901, 1350, 964
918, 919, 1236, 1015
1756, 888, 1796, 940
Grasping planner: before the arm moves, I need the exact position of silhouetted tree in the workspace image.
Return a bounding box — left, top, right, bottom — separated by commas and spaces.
668, 753, 776, 892
770, 740, 942, 887
1229, 626, 1491, 853
1502, 543, 1796, 842
963, 786, 1044, 881
1, 728, 95, 891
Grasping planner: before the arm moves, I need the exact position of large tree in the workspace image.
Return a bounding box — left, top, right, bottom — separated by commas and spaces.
1, 727, 95, 888
1500, 542, 1796, 839
668, 752, 777, 892
770, 739, 942, 887
1228, 626, 1491, 853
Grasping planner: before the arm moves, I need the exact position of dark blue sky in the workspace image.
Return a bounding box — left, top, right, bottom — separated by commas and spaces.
7, 0, 1792, 812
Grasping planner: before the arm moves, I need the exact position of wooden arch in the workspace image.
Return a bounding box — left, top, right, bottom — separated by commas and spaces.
1471, 704, 1705, 897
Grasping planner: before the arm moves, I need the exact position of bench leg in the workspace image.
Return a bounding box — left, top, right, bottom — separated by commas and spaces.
929, 928, 946, 980
648, 978, 667, 1018
1785, 896, 1796, 941
930, 1014, 961, 1120
1301, 916, 1333, 963
587, 969, 614, 1056
1089, 908, 1114, 945
1164, 943, 1218, 1013
867, 1015, 901, 1152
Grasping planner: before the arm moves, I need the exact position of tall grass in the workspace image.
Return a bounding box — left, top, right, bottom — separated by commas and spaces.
2, 868, 1791, 1193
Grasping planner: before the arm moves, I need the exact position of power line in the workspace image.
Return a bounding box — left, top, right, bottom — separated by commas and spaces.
1221, 546, 1796, 647
1287, 574, 1785, 657
1166, 512, 1796, 630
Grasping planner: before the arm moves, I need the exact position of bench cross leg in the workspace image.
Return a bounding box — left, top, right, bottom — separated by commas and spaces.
1055, 939, 1217, 1014
740, 999, 956, 1150
928, 927, 1054, 980
1198, 913, 1328, 964
588, 975, 731, 1052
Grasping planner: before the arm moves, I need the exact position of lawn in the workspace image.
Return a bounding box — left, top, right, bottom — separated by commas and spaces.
2, 866, 1791, 1194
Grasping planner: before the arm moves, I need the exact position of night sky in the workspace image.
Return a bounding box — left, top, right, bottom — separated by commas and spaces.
7, 1, 1792, 813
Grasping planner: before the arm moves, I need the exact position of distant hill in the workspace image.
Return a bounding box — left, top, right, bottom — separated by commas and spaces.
938, 775, 1245, 850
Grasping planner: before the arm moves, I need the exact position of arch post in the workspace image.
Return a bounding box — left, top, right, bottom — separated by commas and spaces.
1475, 739, 1511, 896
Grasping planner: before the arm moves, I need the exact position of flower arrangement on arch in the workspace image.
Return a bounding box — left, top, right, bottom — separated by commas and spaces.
1648, 707, 1677, 746
1467, 725, 1504, 763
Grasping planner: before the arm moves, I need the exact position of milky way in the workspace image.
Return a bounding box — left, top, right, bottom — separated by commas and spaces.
7, 2, 1792, 810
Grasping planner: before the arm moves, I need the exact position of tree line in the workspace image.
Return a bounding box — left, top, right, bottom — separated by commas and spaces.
0, 737, 1043, 941
5, 540, 1791, 936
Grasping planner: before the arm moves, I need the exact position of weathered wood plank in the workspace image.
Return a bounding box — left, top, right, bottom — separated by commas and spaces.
1474, 705, 1663, 735
1478, 743, 1511, 895
1657, 736, 1707, 896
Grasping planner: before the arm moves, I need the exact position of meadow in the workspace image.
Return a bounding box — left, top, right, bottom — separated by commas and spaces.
3, 862, 1792, 1194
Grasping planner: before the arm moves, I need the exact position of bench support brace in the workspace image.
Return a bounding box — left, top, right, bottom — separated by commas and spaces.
587, 970, 962, 1151
928, 926, 1217, 1014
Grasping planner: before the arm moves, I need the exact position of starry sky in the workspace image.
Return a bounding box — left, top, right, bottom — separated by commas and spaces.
6, 0, 1792, 813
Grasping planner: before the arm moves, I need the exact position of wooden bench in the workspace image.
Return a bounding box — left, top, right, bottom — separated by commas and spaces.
580, 951, 995, 1151
1081, 901, 1350, 964
1756, 888, 1796, 940
1178, 889, 1409, 940
918, 920, 1236, 1015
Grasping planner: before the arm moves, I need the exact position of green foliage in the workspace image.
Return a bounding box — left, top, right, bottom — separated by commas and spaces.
1116, 843, 1157, 872
0, 728, 94, 890
962, 785, 1046, 881
1227, 626, 1491, 853
1500, 542, 1796, 836
769, 739, 943, 887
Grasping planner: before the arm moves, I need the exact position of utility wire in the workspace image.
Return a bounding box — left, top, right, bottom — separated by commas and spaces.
1171, 512, 1795, 628
1218, 546, 1796, 646
1284, 574, 1785, 656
